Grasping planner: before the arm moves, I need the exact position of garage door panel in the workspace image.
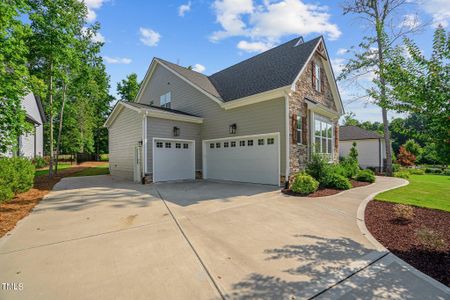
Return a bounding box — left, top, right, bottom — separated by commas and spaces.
153, 140, 195, 182
204, 135, 279, 185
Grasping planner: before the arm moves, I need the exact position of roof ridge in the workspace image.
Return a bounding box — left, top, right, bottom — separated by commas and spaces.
156, 57, 210, 77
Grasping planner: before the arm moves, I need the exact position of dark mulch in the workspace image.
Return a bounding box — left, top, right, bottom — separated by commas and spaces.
282, 180, 371, 197
365, 200, 450, 286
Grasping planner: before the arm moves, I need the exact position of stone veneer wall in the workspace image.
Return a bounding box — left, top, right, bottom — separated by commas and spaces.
288, 53, 339, 176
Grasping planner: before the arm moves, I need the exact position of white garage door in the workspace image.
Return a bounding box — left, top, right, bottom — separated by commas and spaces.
153, 139, 195, 182
204, 134, 279, 185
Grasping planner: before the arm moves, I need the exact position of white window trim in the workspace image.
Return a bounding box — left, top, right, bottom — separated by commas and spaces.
160, 92, 171, 108
296, 114, 302, 145
315, 64, 321, 92
312, 114, 333, 161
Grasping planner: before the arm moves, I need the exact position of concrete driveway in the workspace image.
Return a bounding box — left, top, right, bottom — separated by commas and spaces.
0, 175, 448, 299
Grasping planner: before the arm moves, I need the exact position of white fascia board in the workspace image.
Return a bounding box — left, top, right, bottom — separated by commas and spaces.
135, 58, 158, 103
144, 109, 203, 124
307, 101, 340, 121
290, 38, 322, 92
222, 86, 290, 110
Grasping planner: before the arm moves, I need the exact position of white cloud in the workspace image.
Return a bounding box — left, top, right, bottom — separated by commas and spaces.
139, 27, 161, 47
399, 14, 421, 30
82, 0, 106, 22
331, 58, 345, 76
421, 0, 450, 27
92, 31, 105, 43
103, 56, 132, 64
336, 48, 348, 55
237, 40, 273, 52
211, 0, 341, 51
178, 1, 192, 17
192, 63, 206, 73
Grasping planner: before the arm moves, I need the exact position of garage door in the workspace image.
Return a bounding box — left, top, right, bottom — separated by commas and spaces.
204, 134, 279, 185
153, 139, 195, 182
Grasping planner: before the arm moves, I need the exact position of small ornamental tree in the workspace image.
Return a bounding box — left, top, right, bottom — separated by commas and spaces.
404, 139, 422, 158
349, 142, 358, 161
397, 146, 416, 166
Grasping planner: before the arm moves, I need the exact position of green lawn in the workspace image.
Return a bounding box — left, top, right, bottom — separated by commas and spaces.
69, 164, 109, 177
375, 175, 450, 212
35, 162, 73, 177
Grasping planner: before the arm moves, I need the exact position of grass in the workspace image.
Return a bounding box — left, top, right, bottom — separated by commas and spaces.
69, 164, 109, 177
375, 174, 450, 212
35, 162, 73, 177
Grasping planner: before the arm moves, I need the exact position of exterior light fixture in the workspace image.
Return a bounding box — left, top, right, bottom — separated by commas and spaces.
173, 126, 180, 137
229, 123, 237, 134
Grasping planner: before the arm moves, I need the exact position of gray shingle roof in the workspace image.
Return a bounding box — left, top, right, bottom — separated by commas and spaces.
339, 126, 383, 141
124, 101, 199, 117
157, 36, 322, 102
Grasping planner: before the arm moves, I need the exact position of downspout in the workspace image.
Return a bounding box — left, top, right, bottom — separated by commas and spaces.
34, 126, 37, 158
378, 138, 382, 172
284, 93, 290, 188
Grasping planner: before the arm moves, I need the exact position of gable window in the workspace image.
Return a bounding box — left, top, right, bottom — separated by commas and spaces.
314, 64, 321, 92
314, 115, 333, 160
160, 92, 171, 108
296, 115, 302, 144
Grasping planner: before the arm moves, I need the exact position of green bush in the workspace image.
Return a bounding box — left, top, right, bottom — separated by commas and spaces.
324, 173, 352, 190
32, 156, 47, 169
407, 168, 425, 175
0, 157, 35, 202
339, 157, 360, 178
291, 173, 319, 195
425, 168, 442, 174
392, 163, 401, 173
394, 171, 410, 179
355, 169, 376, 183
442, 169, 450, 176
306, 153, 329, 183
99, 154, 109, 161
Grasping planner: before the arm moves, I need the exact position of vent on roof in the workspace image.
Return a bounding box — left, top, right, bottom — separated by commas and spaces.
294, 37, 304, 46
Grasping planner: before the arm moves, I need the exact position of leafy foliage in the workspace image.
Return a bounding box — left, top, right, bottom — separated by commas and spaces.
290, 173, 319, 195
323, 173, 352, 190
0, 157, 35, 202
117, 73, 140, 101
306, 153, 329, 184
404, 139, 422, 158
394, 171, 410, 179
355, 169, 376, 183
397, 146, 416, 166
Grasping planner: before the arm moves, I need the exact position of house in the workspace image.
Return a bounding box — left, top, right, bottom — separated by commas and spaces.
339, 125, 386, 171
105, 36, 344, 185
4, 93, 46, 158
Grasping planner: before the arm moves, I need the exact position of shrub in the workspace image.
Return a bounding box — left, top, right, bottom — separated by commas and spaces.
404, 139, 422, 157
443, 169, 450, 176
290, 173, 319, 195
0, 157, 35, 202
32, 156, 47, 169
393, 204, 414, 223
306, 153, 329, 183
324, 173, 352, 190
425, 168, 441, 174
407, 168, 425, 175
397, 146, 416, 166
394, 171, 410, 179
99, 154, 109, 161
355, 169, 376, 183
339, 157, 360, 178
392, 163, 401, 173
416, 227, 447, 251
349, 142, 359, 161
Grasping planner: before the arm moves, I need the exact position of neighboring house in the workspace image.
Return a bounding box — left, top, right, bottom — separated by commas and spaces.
105, 36, 344, 185
339, 125, 386, 171
4, 93, 46, 158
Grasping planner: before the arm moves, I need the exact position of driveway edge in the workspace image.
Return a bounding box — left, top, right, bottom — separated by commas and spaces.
356, 178, 450, 293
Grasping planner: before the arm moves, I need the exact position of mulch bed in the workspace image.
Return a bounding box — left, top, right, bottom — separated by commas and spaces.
365, 200, 450, 286
282, 180, 371, 197
0, 162, 106, 238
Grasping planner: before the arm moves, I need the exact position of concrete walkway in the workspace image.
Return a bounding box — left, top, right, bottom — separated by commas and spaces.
0, 175, 448, 299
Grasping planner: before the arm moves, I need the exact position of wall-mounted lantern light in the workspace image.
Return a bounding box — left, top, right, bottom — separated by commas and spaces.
229, 123, 237, 134
173, 126, 180, 137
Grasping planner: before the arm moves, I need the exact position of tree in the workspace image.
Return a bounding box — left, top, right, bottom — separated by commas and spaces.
342, 112, 360, 126
339, 0, 417, 176
383, 26, 450, 165
117, 73, 140, 101
349, 142, 359, 161
404, 139, 422, 157
397, 146, 415, 166
0, 0, 33, 154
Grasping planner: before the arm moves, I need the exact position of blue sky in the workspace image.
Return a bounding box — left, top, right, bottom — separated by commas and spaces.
85, 0, 448, 122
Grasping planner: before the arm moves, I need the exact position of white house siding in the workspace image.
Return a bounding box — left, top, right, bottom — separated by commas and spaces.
339, 139, 386, 169
146, 117, 201, 172
139, 65, 287, 174
108, 107, 142, 179
18, 93, 44, 158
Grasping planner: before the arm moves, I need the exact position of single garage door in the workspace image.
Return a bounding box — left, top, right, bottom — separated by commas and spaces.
204, 134, 279, 185
153, 139, 195, 182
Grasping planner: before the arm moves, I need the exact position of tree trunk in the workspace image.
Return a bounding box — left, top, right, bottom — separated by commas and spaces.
48, 62, 54, 178
382, 107, 393, 175
55, 83, 67, 174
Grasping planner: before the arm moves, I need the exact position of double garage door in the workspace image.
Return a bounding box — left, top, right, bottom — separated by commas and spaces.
152, 134, 279, 185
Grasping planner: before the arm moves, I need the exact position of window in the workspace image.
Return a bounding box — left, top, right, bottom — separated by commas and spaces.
210, 143, 215, 149
296, 115, 302, 144
239, 140, 245, 147
314, 64, 321, 92
247, 140, 253, 146
314, 115, 333, 159
216, 142, 221, 148
156, 142, 163, 148
224, 142, 229, 148
175, 143, 181, 149
231, 141, 236, 147
183, 143, 189, 149
258, 139, 264, 145
160, 92, 171, 108
165, 142, 171, 148
267, 138, 274, 145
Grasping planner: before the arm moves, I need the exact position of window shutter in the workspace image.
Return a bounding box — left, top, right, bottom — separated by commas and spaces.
291, 113, 297, 144
311, 62, 316, 89
302, 106, 308, 145
320, 67, 325, 93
